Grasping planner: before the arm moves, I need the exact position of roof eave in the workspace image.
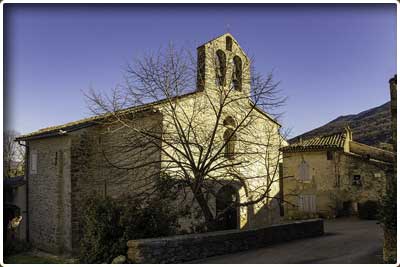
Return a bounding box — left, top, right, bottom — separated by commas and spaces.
15, 122, 96, 141
281, 146, 343, 153
15, 91, 200, 142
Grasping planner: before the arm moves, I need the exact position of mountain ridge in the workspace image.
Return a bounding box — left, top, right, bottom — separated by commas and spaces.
290, 102, 392, 149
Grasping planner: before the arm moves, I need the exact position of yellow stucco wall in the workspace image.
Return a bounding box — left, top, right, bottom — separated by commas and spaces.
282, 149, 388, 219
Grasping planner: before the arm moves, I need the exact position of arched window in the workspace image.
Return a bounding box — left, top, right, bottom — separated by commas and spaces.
223, 116, 237, 159
215, 50, 226, 86
226, 36, 233, 51
232, 56, 242, 91
224, 129, 237, 159
223, 116, 236, 128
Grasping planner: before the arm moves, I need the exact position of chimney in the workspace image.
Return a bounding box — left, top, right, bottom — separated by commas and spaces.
345, 125, 353, 141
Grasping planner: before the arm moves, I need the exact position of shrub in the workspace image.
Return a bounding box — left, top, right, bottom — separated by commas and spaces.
120, 195, 179, 242
79, 195, 126, 264
79, 181, 182, 263
358, 200, 379, 220
380, 181, 396, 264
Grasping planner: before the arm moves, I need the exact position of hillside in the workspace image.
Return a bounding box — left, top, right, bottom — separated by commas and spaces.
291, 102, 392, 149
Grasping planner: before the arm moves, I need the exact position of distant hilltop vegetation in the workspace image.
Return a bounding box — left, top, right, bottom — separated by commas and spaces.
291, 102, 393, 150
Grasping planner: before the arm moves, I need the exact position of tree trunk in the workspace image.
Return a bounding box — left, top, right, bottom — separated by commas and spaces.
192, 188, 218, 231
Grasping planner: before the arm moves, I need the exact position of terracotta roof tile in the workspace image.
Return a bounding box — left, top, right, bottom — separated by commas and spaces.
281, 131, 347, 152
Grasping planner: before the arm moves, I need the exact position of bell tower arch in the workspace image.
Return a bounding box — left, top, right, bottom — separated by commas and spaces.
196, 33, 250, 97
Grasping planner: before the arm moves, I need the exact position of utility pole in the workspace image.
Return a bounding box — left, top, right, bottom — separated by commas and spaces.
383, 75, 396, 263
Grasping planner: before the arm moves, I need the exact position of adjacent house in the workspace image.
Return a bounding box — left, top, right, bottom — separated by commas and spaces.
15, 33, 286, 254
281, 127, 394, 218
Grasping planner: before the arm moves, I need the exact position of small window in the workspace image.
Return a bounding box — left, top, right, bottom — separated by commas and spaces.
352, 175, 362, 186
226, 36, 233, 51
30, 150, 38, 175
57, 151, 64, 175
327, 151, 333, 160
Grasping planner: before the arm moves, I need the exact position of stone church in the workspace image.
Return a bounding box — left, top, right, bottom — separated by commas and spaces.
16, 33, 286, 254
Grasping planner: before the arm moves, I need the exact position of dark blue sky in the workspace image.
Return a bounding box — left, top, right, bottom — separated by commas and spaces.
5, 4, 396, 137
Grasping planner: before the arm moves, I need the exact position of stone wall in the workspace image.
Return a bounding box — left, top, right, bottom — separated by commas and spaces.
340, 152, 388, 204
127, 219, 324, 263
69, 111, 163, 253
26, 110, 164, 254
27, 136, 72, 253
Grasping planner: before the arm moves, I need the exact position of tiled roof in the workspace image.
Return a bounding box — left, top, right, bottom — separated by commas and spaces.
15, 114, 102, 141
16, 91, 198, 141
281, 131, 347, 152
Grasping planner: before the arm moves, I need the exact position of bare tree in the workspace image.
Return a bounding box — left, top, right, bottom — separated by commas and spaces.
86, 41, 289, 231
3, 130, 25, 178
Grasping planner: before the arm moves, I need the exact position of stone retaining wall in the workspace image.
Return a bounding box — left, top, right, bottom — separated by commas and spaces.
127, 219, 324, 263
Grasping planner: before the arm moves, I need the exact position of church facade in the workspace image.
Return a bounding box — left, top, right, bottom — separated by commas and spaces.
16, 33, 286, 254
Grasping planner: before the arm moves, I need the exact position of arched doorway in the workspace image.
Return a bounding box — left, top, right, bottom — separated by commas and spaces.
216, 185, 239, 230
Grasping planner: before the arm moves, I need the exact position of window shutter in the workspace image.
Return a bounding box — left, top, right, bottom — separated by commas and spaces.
299, 195, 317, 213
304, 196, 309, 212
310, 195, 316, 213
298, 160, 310, 181
298, 196, 304, 211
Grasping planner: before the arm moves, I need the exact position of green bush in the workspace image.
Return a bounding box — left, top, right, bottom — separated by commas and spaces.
79, 182, 182, 263
79, 196, 125, 263
358, 200, 379, 220
380, 186, 396, 231
120, 196, 180, 242
380, 183, 396, 263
